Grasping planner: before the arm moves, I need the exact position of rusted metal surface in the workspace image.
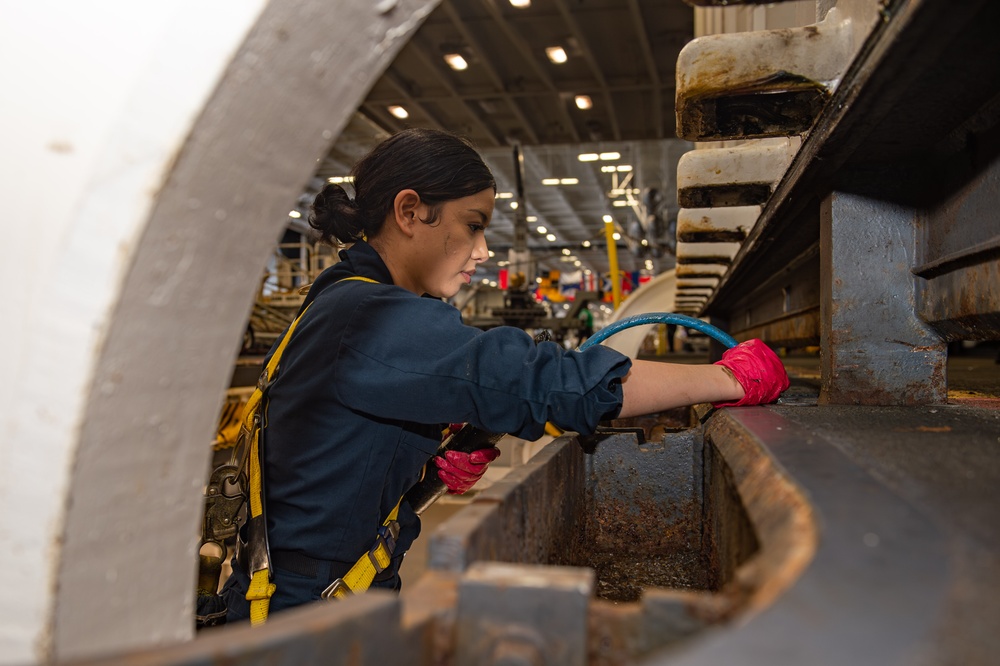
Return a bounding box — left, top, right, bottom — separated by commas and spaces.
820, 191, 947, 405
679, 75, 830, 142
678, 183, 772, 209
69, 593, 421, 666
427, 436, 587, 573
721, 242, 820, 348
455, 563, 593, 666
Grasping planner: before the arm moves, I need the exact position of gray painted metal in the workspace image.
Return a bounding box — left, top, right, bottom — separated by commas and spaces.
649, 406, 951, 666
819, 191, 947, 405
455, 562, 593, 666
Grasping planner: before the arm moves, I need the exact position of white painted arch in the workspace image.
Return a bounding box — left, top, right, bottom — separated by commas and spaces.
0, 1, 437, 662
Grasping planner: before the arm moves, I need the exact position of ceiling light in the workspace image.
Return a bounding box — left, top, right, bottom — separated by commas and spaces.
488, 250, 495, 257
510, 201, 518, 209
562, 248, 571, 255
546, 234, 557, 241
444, 53, 468, 71
327, 176, 346, 183
601, 165, 616, 173
583, 240, 591, 248
536, 226, 547, 234
559, 177, 578, 185
526, 215, 537, 222
387, 105, 408, 119
599, 151, 621, 160
574, 260, 581, 267
578, 153, 598, 161
612, 232, 621, 240
612, 200, 629, 207
545, 46, 567, 64
496, 192, 513, 198
617, 164, 633, 172
575, 95, 592, 110
288, 210, 301, 218
541, 178, 560, 185
602, 214, 613, 222
509, 0, 531, 7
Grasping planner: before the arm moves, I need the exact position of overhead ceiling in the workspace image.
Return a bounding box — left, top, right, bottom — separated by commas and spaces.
301, 0, 697, 285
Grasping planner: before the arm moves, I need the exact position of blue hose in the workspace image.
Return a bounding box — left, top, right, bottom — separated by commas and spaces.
578, 312, 738, 351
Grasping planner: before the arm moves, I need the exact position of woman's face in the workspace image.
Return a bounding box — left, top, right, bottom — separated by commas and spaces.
408, 187, 496, 299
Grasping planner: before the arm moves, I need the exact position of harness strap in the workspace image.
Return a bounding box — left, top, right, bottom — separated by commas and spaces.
244, 302, 313, 626
322, 498, 403, 600
242, 274, 403, 624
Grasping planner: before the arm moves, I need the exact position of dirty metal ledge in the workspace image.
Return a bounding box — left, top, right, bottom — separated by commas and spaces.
652, 404, 954, 666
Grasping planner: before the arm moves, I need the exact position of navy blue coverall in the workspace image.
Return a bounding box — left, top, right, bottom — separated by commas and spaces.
222, 241, 631, 619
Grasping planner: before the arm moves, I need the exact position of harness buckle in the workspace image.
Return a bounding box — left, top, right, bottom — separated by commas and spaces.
321, 578, 353, 600
366, 521, 401, 573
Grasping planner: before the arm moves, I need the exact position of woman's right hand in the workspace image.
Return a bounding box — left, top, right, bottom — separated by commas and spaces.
712, 339, 790, 407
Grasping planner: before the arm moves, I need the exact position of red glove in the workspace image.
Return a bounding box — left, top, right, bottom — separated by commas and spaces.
713, 339, 790, 407
433, 447, 501, 494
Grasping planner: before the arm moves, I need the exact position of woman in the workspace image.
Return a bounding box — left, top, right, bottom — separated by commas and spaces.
220, 128, 788, 621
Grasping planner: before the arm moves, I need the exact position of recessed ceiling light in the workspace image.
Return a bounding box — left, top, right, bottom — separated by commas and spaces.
541, 178, 560, 185
602, 214, 613, 222
617, 164, 633, 172
444, 53, 468, 71
288, 210, 301, 218
612, 232, 621, 240
562, 248, 571, 255
583, 240, 591, 248
578, 153, 598, 161
388, 105, 408, 119
601, 165, 616, 173
536, 226, 547, 234
559, 178, 579, 185
510, 201, 518, 209
510, 0, 530, 7
599, 152, 621, 160
526, 215, 537, 222
575, 95, 592, 110
546, 234, 557, 241
496, 192, 514, 198
545, 46, 567, 64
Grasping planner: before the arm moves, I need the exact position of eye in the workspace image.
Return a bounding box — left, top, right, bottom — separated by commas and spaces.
468, 223, 486, 234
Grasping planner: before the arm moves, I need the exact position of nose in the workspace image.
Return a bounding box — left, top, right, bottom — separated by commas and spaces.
472, 233, 489, 263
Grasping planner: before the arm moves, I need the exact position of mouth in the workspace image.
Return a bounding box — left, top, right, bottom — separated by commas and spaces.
461, 270, 475, 284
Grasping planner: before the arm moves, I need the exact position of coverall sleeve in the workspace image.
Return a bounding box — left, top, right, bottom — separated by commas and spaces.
333, 291, 631, 440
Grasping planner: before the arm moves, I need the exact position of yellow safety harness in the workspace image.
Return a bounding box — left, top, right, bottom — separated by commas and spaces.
234, 275, 403, 624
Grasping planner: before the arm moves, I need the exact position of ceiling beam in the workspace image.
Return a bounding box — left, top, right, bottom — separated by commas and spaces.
476, 0, 582, 143
626, 0, 664, 140
405, 38, 505, 146
552, 0, 622, 141
440, 0, 540, 145
382, 69, 451, 133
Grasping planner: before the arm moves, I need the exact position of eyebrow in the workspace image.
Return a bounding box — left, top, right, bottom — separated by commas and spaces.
466, 209, 490, 226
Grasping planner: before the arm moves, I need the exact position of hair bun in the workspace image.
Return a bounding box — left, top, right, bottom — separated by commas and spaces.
309, 183, 363, 244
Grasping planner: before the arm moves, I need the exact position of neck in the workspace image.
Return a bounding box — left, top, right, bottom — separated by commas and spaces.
368, 235, 420, 295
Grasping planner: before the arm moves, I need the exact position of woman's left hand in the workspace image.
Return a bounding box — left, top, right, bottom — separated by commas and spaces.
433, 447, 501, 494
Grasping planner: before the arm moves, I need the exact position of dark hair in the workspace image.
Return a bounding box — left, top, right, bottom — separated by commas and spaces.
309, 128, 496, 245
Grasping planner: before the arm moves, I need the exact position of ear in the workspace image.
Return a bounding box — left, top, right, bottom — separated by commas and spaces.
392, 189, 423, 238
